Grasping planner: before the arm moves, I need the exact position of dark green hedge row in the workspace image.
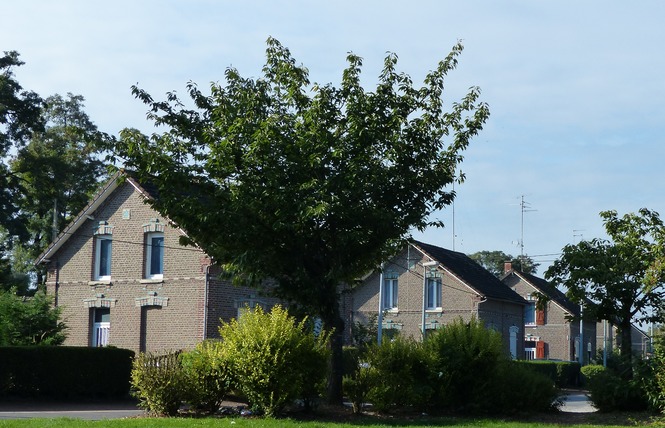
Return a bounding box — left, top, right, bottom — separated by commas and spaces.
515, 360, 580, 388
0, 346, 134, 399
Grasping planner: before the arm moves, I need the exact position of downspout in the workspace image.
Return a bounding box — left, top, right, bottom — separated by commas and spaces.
203, 260, 211, 340
377, 268, 384, 344
54, 260, 60, 307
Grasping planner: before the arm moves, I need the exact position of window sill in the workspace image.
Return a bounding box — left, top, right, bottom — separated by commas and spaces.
382, 308, 399, 314
426, 308, 443, 313
525, 323, 537, 327
140, 279, 165, 285
88, 280, 112, 286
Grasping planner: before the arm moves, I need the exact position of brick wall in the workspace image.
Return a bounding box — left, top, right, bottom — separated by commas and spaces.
503, 273, 597, 362
352, 248, 523, 356
45, 182, 207, 354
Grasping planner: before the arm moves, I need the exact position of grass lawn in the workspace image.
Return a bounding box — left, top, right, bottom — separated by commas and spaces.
0, 410, 663, 428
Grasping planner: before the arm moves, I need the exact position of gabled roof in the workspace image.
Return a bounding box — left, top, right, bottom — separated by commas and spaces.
412, 240, 526, 305
504, 269, 580, 317
35, 170, 160, 265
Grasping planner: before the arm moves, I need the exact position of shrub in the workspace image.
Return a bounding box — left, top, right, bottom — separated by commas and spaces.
0, 346, 133, 399
487, 361, 560, 414
581, 364, 605, 386
180, 341, 232, 414
364, 336, 433, 413
424, 317, 504, 414
219, 305, 330, 417
131, 351, 184, 416
516, 360, 580, 388
584, 365, 648, 412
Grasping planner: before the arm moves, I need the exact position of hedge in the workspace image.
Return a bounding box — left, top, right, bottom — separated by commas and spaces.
515, 360, 580, 388
0, 346, 134, 399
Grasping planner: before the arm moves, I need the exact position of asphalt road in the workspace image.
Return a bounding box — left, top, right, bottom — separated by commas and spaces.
0, 391, 596, 420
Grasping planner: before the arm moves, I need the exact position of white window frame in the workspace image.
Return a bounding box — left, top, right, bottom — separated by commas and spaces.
382, 273, 398, 310
91, 308, 110, 347
425, 277, 442, 310
94, 235, 112, 281
145, 232, 164, 279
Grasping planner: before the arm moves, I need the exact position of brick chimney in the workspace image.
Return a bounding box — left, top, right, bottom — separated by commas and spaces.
504, 261, 513, 274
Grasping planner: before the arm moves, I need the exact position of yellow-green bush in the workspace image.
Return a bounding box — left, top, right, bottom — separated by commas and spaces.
180, 340, 232, 414
219, 305, 330, 417
131, 351, 184, 416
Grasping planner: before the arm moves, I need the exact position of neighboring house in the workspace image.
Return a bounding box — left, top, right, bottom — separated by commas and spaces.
36, 172, 278, 354
351, 241, 527, 359
502, 265, 597, 363
596, 321, 652, 359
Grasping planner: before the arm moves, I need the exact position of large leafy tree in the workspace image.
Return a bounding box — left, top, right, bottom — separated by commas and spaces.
546, 208, 665, 363
468, 250, 539, 277
0, 51, 44, 237
10, 93, 107, 285
0, 51, 44, 291
112, 37, 489, 401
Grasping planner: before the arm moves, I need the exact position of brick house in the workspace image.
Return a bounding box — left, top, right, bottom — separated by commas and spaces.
502, 266, 596, 362
36, 172, 278, 354
597, 321, 652, 359
351, 241, 527, 358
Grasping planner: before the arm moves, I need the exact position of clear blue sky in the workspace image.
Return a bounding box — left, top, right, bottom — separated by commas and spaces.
4, 1, 665, 274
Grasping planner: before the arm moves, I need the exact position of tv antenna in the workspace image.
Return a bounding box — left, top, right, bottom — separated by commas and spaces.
518, 195, 537, 258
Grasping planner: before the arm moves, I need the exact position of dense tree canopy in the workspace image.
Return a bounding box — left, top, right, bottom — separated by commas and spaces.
112, 38, 489, 400
546, 208, 665, 363
468, 250, 539, 277
9, 93, 107, 285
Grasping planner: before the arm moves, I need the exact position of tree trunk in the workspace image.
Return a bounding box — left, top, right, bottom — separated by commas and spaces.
619, 319, 634, 378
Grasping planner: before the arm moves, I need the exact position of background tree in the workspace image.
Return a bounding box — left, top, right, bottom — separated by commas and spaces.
0, 51, 44, 292
111, 37, 489, 401
468, 250, 539, 277
546, 208, 665, 365
9, 93, 108, 286
0, 51, 44, 238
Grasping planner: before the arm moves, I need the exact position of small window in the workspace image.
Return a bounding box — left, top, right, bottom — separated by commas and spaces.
382, 272, 398, 310
94, 235, 112, 280
426, 277, 442, 309
91, 307, 110, 347
145, 233, 164, 279
525, 302, 536, 325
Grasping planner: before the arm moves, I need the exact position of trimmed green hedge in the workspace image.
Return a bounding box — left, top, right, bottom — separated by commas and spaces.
0, 346, 134, 399
515, 360, 580, 388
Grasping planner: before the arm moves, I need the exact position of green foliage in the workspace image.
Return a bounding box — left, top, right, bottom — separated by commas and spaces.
219, 305, 330, 416
180, 341, 232, 415
112, 37, 489, 401
0, 346, 133, 398
363, 337, 432, 413
342, 348, 375, 415
424, 317, 504, 413
516, 360, 580, 388
641, 337, 665, 413
546, 208, 665, 362
131, 351, 185, 416
468, 250, 539, 277
486, 361, 560, 414
0, 288, 66, 346
581, 364, 606, 386
586, 367, 648, 412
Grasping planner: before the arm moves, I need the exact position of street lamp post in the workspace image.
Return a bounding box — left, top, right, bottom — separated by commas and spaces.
422, 261, 438, 340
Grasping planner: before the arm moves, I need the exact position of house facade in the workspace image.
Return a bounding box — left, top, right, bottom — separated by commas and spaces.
351, 241, 527, 358
36, 173, 277, 354
502, 266, 597, 362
